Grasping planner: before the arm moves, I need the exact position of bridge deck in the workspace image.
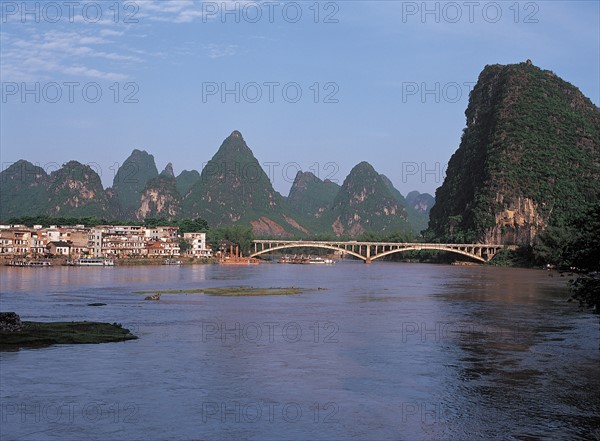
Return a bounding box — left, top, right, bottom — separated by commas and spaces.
250, 240, 507, 263
252, 240, 501, 247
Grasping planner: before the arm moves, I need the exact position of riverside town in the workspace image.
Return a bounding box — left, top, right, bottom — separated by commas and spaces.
0, 224, 212, 262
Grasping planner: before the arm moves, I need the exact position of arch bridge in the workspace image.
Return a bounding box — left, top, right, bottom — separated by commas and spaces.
250, 240, 508, 263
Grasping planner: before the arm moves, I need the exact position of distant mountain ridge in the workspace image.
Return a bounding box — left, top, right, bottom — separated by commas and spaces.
1, 131, 432, 238
330, 162, 413, 236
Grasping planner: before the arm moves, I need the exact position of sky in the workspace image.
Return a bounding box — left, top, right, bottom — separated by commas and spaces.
1, 0, 599, 197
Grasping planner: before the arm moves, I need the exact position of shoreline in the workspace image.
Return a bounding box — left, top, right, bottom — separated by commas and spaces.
0, 257, 220, 267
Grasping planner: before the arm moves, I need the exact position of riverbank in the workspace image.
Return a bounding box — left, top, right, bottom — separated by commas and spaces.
1, 257, 219, 266
114, 257, 218, 266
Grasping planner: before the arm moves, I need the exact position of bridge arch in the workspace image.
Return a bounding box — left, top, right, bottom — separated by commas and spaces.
370, 246, 487, 263
250, 243, 366, 261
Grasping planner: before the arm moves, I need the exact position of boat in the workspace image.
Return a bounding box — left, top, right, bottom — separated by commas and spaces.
163, 259, 183, 265
307, 257, 335, 264
279, 255, 335, 264
67, 258, 115, 266
7, 259, 52, 267
219, 257, 261, 265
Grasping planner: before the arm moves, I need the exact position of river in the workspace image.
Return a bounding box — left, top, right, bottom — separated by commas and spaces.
1, 262, 598, 440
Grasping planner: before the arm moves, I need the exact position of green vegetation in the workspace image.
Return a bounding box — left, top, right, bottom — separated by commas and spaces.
487, 246, 536, 267
135, 286, 307, 296
207, 225, 254, 255
563, 203, 600, 312
0, 321, 137, 350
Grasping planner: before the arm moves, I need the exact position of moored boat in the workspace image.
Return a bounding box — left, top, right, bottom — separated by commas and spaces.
279, 255, 335, 264
307, 257, 335, 264
7, 259, 52, 267
67, 258, 115, 266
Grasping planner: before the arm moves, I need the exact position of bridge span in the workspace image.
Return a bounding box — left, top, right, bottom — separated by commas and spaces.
250, 240, 508, 263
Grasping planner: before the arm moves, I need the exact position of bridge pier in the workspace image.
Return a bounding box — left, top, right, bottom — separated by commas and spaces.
365, 258, 372, 264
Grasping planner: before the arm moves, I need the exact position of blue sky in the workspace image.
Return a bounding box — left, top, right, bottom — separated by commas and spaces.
1, 0, 599, 197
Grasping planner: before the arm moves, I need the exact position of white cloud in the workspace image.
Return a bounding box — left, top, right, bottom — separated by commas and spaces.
62, 65, 128, 81
204, 43, 238, 59
137, 0, 259, 24
100, 29, 125, 37
0, 27, 141, 82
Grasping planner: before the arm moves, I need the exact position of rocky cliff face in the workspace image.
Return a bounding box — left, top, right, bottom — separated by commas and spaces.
330, 162, 413, 236
136, 164, 182, 220
428, 62, 600, 244
46, 161, 111, 217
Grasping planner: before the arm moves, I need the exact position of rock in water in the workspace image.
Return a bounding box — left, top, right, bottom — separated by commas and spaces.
0, 312, 24, 332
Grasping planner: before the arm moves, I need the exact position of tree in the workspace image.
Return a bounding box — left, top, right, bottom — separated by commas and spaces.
533, 225, 577, 267
568, 203, 600, 313
178, 218, 209, 234
207, 225, 254, 255
178, 237, 192, 253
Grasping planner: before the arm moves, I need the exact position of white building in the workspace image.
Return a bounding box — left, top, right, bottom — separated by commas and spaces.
183, 232, 212, 258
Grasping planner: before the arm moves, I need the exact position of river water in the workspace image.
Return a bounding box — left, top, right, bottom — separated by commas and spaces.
1, 262, 598, 440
